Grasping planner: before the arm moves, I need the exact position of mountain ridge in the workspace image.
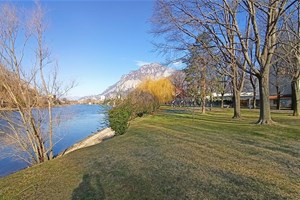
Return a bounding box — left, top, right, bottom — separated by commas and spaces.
80, 63, 175, 101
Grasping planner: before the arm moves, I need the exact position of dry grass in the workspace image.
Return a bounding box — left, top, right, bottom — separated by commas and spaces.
0, 107, 299, 199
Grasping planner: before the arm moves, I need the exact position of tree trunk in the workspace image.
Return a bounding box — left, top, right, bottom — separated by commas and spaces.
252, 90, 257, 109
294, 0, 300, 116
231, 74, 241, 119
276, 86, 281, 110
48, 100, 53, 159
292, 78, 300, 116
232, 89, 241, 119
276, 95, 281, 110
30, 116, 46, 163
250, 74, 257, 109
221, 93, 224, 108
201, 98, 206, 114
200, 64, 206, 114
210, 93, 213, 111
257, 75, 273, 124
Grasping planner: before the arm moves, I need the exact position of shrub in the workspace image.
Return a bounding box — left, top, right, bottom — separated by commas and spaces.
108, 91, 160, 135
127, 90, 159, 117
108, 104, 132, 135
108, 78, 174, 135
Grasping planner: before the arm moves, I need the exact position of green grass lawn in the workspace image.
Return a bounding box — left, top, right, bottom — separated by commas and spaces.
0, 107, 299, 199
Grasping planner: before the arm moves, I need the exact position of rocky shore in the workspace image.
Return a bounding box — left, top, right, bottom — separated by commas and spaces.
61, 127, 115, 156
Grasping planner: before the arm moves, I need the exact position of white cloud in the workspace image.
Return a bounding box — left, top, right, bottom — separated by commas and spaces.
135, 60, 151, 67
172, 61, 184, 69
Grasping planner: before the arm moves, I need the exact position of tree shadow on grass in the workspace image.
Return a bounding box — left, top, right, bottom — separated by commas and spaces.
72, 173, 105, 200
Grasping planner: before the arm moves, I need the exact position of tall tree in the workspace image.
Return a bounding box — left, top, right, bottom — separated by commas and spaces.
151, 0, 247, 119
233, 0, 297, 123
0, 3, 75, 165
215, 71, 230, 109
152, 0, 297, 123
279, 1, 300, 116
293, 0, 300, 116
270, 56, 291, 110
184, 46, 208, 113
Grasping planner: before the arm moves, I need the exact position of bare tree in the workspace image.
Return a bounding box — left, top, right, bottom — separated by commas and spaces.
170, 70, 186, 93
293, 1, 300, 116
249, 72, 258, 109
170, 70, 186, 103
237, 0, 296, 123
151, 0, 247, 118
0, 3, 75, 165
270, 57, 291, 110
152, 0, 297, 123
278, 1, 300, 115
247, 42, 258, 109
31, 2, 56, 160
214, 69, 230, 109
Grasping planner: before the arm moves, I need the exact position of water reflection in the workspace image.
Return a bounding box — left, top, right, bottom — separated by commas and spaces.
0, 104, 109, 177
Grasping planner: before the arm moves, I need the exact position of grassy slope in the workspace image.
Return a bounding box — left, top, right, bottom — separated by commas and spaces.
0, 107, 299, 200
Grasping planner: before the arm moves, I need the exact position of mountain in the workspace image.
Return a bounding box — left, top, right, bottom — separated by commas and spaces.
80, 63, 175, 101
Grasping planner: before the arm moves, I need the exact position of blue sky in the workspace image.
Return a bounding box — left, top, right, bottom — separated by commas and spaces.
11, 0, 169, 98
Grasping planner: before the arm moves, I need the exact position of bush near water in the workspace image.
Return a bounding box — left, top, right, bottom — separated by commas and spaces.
108, 78, 174, 135
108, 90, 159, 135
108, 103, 132, 135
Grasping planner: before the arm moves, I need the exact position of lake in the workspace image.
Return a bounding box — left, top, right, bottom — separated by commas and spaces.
0, 104, 109, 177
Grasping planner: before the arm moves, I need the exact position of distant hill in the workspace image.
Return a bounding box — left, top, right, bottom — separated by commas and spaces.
0, 65, 60, 108
80, 63, 175, 101
0, 66, 38, 108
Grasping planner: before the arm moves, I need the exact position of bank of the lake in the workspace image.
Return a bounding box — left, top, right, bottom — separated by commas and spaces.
61, 127, 115, 155
0, 107, 299, 199
0, 104, 109, 177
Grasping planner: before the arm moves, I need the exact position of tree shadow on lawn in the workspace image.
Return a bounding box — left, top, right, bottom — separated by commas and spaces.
163, 108, 190, 114
72, 173, 105, 200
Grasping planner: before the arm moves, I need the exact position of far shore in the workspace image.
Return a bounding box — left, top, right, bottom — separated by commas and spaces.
0, 103, 77, 112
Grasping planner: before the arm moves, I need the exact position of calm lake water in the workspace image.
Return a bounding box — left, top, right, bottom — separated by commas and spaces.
0, 104, 109, 177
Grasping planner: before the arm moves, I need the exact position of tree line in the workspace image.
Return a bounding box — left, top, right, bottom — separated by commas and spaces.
151, 0, 300, 124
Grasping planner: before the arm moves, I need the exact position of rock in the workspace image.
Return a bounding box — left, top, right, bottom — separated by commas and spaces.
60, 127, 115, 156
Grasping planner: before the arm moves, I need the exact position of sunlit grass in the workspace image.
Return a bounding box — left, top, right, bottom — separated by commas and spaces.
0, 107, 299, 199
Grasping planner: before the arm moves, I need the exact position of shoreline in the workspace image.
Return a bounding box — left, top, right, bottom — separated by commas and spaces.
60, 127, 115, 156
0, 103, 77, 112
